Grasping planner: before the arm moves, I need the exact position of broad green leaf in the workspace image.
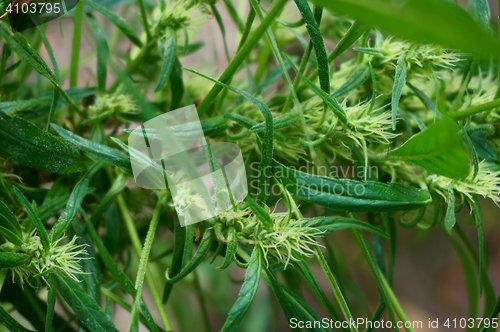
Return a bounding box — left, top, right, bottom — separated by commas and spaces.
392, 55, 407, 130
51, 124, 133, 174
0, 200, 22, 237
302, 216, 388, 237
221, 246, 261, 332
0, 304, 35, 332
295, 0, 330, 93
87, 14, 109, 93
390, 117, 471, 179
273, 160, 432, 212
50, 161, 104, 242
165, 227, 214, 284
308, 0, 500, 58
81, 0, 143, 47
13, 187, 50, 252
0, 111, 86, 174
0, 252, 30, 268
155, 27, 177, 92
54, 272, 120, 332
331, 61, 370, 98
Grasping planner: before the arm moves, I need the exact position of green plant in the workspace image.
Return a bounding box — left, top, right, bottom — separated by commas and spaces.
0, 0, 500, 331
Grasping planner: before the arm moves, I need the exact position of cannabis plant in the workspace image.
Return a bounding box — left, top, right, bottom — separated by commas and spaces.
0, 0, 500, 331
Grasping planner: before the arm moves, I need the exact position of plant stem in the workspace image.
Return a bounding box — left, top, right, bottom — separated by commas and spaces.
194, 270, 212, 332
128, 200, 163, 332
196, 0, 288, 116
137, 0, 152, 41
117, 195, 173, 332
315, 246, 359, 332
70, 1, 84, 88
450, 99, 500, 119
352, 228, 416, 332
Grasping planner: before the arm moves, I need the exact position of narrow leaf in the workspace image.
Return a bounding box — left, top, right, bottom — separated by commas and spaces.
155, 27, 177, 92
391, 55, 407, 130
0, 252, 31, 268
55, 272, 120, 332
0, 111, 86, 174
221, 246, 261, 332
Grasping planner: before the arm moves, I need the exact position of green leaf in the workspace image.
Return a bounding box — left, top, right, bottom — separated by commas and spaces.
294, 0, 330, 93
13, 187, 50, 252
444, 186, 456, 233
391, 55, 407, 130
296, 259, 341, 324
281, 283, 334, 332
218, 226, 238, 270
251, 111, 300, 133
163, 218, 189, 303
54, 272, 120, 332
245, 195, 273, 229
262, 261, 299, 332
327, 20, 369, 62
84, 212, 160, 332
469, 0, 491, 31
273, 160, 432, 212
0, 111, 86, 174
51, 124, 133, 174
165, 228, 213, 284
0, 252, 30, 268
221, 246, 261, 332
302, 216, 388, 237
50, 161, 104, 242
0, 303, 36, 332
81, 0, 143, 47
45, 275, 57, 332
0, 200, 22, 237
169, 57, 184, 110
308, 0, 500, 58
184, 68, 274, 205
87, 14, 109, 93
0, 225, 23, 246
331, 61, 370, 98
470, 132, 498, 162
155, 27, 177, 92
284, 54, 347, 123
389, 117, 471, 179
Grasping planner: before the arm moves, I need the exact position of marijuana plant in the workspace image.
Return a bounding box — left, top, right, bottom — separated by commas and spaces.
0, 0, 499, 331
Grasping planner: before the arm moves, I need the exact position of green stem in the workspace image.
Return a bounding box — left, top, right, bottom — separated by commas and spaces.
314, 246, 358, 332
128, 200, 163, 332
379, 274, 416, 332
194, 270, 212, 332
196, 0, 288, 116
70, 0, 84, 88
450, 99, 500, 119
137, 0, 152, 41
117, 195, 173, 332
